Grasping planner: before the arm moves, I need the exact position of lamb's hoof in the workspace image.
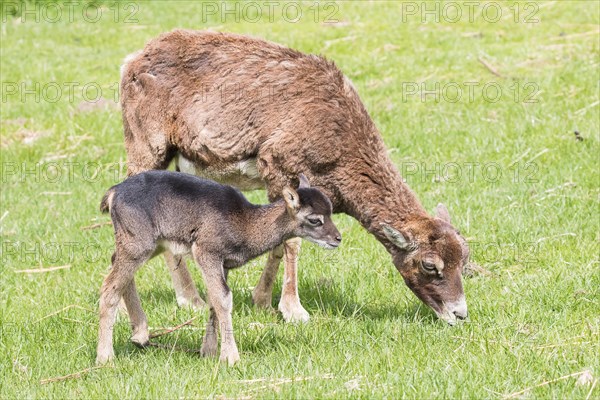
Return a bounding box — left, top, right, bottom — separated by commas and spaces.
220, 350, 240, 366
278, 300, 310, 323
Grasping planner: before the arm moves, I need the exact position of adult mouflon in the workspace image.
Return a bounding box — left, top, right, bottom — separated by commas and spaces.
120, 29, 469, 324
96, 171, 340, 365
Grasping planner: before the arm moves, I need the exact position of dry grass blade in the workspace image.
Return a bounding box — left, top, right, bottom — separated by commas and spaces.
478, 56, 504, 78
238, 374, 334, 392
574, 100, 600, 116
14, 265, 71, 274
552, 29, 600, 41
149, 317, 197, 339
503, 370, 590, 399
463, 262, 492, 278
40, 365, 112, 385
81, 221, 112, 230
585, 379, 598, 400
34, 304, 95, 323
239, 374, 335, 394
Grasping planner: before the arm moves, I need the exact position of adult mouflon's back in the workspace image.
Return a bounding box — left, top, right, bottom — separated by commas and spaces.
120, 29, 360, 193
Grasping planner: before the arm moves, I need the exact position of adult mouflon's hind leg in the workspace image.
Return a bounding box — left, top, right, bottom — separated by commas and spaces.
252, 244, 284, 311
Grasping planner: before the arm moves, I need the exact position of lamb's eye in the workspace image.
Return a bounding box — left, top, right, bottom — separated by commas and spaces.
308, 217, 323, 226
421, 262, 437, 273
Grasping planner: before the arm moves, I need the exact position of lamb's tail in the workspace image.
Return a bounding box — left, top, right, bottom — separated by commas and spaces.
100, 188, 115, 213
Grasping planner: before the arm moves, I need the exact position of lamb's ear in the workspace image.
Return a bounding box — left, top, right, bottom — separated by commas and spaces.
298, 173, 310, 189
282, 186, 300, 212
381, 224, 413, 251
435, 203, 451, 224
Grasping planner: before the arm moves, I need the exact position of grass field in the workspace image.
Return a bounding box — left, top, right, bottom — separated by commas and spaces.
1, 1, 599, 398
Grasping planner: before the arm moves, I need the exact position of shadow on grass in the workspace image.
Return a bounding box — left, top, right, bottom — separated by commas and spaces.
93, 275, 441, 360
93, 277, 440, 325
296, 277, 439, 325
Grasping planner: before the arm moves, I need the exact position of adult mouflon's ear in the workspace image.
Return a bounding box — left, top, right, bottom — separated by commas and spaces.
282, 186, 300, 212
435, 203, 451, 224
381, 224, 415, 251
298, 173, 310, 189
137, 73, 157, 90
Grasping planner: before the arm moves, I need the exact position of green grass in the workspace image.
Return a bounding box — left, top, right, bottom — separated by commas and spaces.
1, 1, 599, 398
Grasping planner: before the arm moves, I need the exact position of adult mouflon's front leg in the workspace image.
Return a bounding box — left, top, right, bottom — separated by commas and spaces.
278, 237, 309, 322
253, 238, 309, 323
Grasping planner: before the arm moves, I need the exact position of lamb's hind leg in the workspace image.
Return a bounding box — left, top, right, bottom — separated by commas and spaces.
122, 277, 149, 348
193, 250, 239, 365
97, 252, 149, 365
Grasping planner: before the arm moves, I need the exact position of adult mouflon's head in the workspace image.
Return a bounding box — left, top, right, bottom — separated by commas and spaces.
382, 204, 469, 325
282, 174, 341, 250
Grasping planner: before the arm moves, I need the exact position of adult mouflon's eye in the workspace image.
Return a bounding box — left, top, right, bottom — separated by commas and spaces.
421, 262, 437, 273
308, 217, 323, 226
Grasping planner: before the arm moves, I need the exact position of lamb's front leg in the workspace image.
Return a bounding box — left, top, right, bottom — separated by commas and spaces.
194, 250, 239, 365
278, 237, 310, 323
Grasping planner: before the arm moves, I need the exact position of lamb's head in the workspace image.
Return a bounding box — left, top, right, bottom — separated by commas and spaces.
282, 174, 341, 250
382, 204, 469, 325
